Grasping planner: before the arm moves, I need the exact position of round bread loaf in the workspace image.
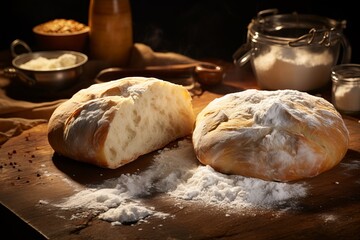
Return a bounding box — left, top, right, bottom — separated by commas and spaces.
48, 77, 195, 169
192, 89, 349, 182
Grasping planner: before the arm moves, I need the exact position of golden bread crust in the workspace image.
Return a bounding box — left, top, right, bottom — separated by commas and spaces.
192, 89, 349, 182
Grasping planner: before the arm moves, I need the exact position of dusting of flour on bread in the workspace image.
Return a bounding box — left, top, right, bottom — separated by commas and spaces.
47, 77, 195, 169
193, 89, 349, 182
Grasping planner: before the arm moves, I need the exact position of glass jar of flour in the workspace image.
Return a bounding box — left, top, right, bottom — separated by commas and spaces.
233, 9, 352, 91
332, 64, 360, 114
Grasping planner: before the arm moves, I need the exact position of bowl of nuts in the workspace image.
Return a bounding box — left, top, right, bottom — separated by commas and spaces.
33, 19, 90, 53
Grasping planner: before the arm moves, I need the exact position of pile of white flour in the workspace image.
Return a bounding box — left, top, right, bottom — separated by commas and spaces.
49, 139, 307, 225
20, 53, 77, 70
253, 45, 334, 90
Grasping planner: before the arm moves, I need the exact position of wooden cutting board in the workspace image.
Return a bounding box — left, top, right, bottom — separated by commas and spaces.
1, 67, 360, 240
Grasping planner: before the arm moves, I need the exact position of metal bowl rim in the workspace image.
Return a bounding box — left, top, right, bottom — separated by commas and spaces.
12, 50, 88, 72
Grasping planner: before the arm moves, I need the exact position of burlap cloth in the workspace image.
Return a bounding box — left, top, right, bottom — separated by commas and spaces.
0, 43, 197, 145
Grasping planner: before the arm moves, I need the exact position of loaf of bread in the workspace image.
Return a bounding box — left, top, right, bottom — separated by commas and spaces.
48, 77, 195, 169
192, 89, 349, 182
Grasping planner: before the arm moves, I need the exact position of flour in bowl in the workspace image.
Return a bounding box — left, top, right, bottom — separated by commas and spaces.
20, 53, 77, 70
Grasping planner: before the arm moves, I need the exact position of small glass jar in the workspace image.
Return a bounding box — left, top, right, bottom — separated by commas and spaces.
331, 64, 360, 114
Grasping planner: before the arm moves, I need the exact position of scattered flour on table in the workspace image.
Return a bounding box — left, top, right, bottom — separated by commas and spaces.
340, 160, 360, 171
48, 139, 307, 225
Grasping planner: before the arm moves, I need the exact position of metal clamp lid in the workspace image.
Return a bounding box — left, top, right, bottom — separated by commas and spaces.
233, 9, 352, 66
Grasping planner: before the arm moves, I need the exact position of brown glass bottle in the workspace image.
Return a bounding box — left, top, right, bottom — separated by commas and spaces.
88, 0, 133, 67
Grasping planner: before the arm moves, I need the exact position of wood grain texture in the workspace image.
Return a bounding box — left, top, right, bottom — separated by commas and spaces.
1, 63, 360, 240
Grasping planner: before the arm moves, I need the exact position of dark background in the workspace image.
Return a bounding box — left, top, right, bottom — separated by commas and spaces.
1, 0, 359, 63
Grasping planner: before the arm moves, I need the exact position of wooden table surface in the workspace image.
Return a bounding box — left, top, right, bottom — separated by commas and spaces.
1, 60, 360, 240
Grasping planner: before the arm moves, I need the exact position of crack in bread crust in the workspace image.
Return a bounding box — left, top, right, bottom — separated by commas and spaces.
193, 89, 349, 182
